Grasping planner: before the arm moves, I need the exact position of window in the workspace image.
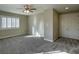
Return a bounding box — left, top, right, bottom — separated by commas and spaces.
0, 15, 20, 29
11, 18, 16, 28
7, 17, 11, 28
2, 17, 6, 28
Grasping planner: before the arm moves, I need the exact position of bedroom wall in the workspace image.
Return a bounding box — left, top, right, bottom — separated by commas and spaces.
44, 9, 59, 42
60, 12, 79, 39
28, 13, 44, 37
28, 9, 53, 42
53, 9, 59, 41
28, 9, 59, 42
0, 11, 28, 39
43, 9, 53, 42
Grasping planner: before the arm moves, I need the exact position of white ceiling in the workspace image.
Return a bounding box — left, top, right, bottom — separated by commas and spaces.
0, 4, 79, 15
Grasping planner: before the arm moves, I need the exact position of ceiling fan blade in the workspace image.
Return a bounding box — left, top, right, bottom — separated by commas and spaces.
30, 8, 36, 10
30, 10, 34, 12
18, 4, 37, 13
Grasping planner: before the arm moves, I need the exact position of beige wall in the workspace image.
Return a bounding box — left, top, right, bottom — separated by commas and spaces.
60, 12, 79, 39
0, 11, 28, 39
53, 9, 59, 41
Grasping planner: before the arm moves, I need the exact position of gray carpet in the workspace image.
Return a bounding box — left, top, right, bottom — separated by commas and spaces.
0, 36, 79, 54
0, 36, 51, 54
38, 37, 79, 54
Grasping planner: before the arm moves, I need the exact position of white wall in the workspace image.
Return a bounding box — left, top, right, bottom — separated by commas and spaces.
60, 12, 79, 39
28, 13, 44, 37
44, 9, 59, 42
43, 9, 53, 42
28, 9, 59, 42
28, 9, 53, 42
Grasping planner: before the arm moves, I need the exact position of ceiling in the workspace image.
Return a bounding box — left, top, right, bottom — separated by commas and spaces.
0, 4, 79, 15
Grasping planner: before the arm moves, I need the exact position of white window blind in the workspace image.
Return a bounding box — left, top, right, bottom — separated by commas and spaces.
2, 17, 6, 28
7, 17, 11, 28
0, 15, 20, 29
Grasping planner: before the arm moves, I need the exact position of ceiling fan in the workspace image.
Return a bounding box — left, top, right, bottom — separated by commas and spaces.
22, 4, 36, 13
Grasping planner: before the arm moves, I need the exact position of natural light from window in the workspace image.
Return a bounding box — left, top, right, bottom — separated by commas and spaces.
0, 15, 20, 29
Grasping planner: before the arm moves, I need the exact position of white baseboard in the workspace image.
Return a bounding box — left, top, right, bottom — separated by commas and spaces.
0, 33, 26, 39
44, 38, 53, 42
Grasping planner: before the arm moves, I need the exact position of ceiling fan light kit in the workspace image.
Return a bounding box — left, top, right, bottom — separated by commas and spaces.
23, 4, 36, 13
23, 10, 30, 13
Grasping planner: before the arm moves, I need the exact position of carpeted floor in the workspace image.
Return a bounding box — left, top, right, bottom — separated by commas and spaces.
0, 36, 79, 54
38, 37, 79, 54
0, 36, 50, 54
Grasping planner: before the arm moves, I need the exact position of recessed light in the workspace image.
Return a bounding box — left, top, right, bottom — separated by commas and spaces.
65, 7, 69, 10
